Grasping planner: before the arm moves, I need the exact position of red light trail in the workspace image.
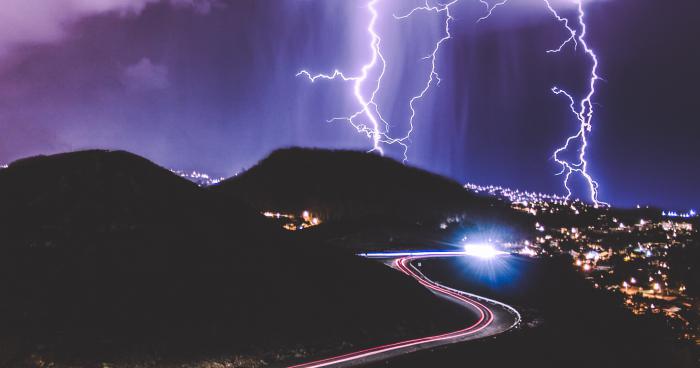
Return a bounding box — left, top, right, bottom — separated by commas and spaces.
287, 254, 519, 368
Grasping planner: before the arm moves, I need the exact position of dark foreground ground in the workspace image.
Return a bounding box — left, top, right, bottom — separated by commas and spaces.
0, 150, 471, 367
0, 148, 696, 368
365, 256, 698, 368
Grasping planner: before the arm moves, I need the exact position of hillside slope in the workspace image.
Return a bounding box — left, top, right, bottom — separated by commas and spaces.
213, 148, 516, 220
0, 150, 467, 366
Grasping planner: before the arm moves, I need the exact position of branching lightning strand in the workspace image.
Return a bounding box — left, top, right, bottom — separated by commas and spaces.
298, 0, 456, 163
393, 0, 459, 159
479, 0, 606, 206
298, 0, 607, 205
546, 0, 607, 206
477, 0, 510, 23
297, 0, 391, 155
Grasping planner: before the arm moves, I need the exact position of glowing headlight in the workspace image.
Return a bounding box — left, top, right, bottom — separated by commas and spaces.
463, 243, 505, 259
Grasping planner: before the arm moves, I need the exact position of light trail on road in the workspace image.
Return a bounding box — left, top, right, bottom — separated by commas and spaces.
287, 253, 520, 368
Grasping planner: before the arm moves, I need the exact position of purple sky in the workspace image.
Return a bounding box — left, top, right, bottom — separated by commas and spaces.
0, 0, 697, 209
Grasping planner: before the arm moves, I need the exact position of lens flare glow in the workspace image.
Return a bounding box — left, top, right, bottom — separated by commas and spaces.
463, 243, 506, 259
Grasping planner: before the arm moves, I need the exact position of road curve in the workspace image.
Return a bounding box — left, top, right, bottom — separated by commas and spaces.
287, 254, 520, 368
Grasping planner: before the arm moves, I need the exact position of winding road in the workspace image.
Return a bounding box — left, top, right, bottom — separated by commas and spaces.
287, 252, 520, 368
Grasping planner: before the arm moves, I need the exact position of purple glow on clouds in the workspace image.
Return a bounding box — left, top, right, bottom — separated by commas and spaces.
123, 58, 169, 90
0, 1, 219, 56
0, 0, 696, 209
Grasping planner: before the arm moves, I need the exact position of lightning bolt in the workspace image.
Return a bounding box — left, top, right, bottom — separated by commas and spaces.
393, 0, 459, 157
546, 0, 607, 206
298, 0, 456, 163
543, 0, 578, 54
297, 0, 394, 157
300, 0, 607, 205
479, 0, 607, 206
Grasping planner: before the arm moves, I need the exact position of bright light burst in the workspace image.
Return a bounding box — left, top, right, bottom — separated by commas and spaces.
463, 243, 507, 259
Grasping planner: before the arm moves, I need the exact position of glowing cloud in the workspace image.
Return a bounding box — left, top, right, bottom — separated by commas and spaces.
0, 0, 218, 56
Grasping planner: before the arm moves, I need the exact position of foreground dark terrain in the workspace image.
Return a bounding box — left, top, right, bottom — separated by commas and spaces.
0, 148, 696, 367
0, 150, 469, 367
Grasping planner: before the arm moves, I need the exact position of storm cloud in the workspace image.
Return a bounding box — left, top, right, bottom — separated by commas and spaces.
0, 0, 697, 209
0, 0, 218, 55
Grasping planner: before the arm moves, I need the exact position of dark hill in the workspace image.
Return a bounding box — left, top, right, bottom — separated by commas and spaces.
212, 148, 487, 221
0, 150, 468, 367
0, 149, 266, 252
211, 148, 530, 244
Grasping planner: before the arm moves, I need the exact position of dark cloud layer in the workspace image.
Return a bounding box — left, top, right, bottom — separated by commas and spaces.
0, 0, 697, 209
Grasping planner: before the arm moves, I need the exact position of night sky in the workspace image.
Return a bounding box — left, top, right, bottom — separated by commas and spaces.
0, 0, 697, 209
